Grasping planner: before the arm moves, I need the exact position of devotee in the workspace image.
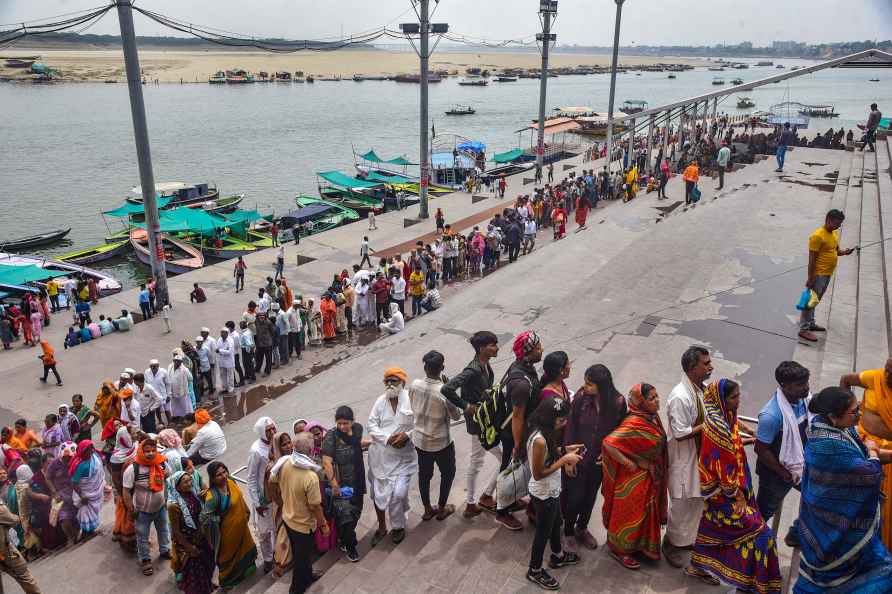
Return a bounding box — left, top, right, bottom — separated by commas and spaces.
46, 441, 78, 544
601, 383, 667, 569
378, 302, 404, 335
682, 159, 699, 205
689, 379, 780, 591
798, 209, 855, 342
203, 461, 258, 588
247, 416, 277, 573
38, 340, 62, 386
167, 470, 215, 594
662, 345, 711, 569
123, 439, 171, 577
840, 357, 892, 550
132, 373, 163, 434
71, 393, 98, 442
755, 361, 811, 547
440, 331, 501, 518
321, 405, 368, 563
189, 283, 207, 304
270, 432, 328, 594
145, 359, 170, 427
795, 386, 892, 593
524, 397, 581, 590
367, 368, 417, 546
216, 327, 236, 395
167, 355, 194, 421
69, 439, 105, 541
409, 350, 461, 521
187, 410, 226, 466
264, 431, 294, 577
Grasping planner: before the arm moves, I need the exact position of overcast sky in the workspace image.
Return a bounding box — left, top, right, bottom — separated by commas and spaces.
3, 0, 890, 46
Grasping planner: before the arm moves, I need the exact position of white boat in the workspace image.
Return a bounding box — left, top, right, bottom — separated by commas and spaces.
0, 252, 122, 295
129, 229, 204, 275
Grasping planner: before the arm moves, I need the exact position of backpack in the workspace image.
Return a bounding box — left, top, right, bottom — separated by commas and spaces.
473, 366, 532, 450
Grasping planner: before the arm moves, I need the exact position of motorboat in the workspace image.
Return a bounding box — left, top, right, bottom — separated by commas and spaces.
731, 78, 744, 85
446, 105, 475, 116
0, 228, 71, 251
737, 97, 756, 109
712, 76, 726, 85
0, 252, 122, 295
622, 100, 648, 114
126, 182, 219, 207
209, 71, 226, 84
458, 77, 488, 86
129, 228, 204, 275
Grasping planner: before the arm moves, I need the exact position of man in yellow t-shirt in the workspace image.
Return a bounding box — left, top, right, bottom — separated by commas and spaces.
270, 432, 327, 593
840, 359, 892, 550
46, 279, 60, 313
799, 209, 856, 342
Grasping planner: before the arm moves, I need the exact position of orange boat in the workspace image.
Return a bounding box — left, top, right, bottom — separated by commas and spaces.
129, 228, 204, 275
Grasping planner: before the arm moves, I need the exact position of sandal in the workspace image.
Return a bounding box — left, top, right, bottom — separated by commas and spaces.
436, 504, 455, 521
370, 529, 388, 548
609, 549, 640, 570
684, 567, 721, 586
141, 560, 154, 576
422, 508, 437, 521
526, 568, 560, 591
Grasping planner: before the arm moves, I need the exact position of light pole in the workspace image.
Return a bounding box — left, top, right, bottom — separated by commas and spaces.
116, 0, 168, 304
401, 4, 448, 220
536, 1, 558, 175
604, 0, 625, 174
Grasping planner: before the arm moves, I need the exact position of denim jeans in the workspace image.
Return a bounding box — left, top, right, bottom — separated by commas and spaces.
412, 296, 423, 317
136, 508, 171, 561
776, 145, 787, 170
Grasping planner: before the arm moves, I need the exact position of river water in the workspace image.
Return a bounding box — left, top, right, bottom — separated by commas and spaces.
1, 56, 889, 287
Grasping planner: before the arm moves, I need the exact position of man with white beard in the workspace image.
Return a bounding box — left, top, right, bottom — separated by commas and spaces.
367, 367, 417, 546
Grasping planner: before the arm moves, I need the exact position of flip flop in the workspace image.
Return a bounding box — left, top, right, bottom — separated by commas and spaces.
422, 509, 436, 521
370, 530, 388, 548
436, 504, 455, 521
684, 567, 721, 586
609, 549, 640, 570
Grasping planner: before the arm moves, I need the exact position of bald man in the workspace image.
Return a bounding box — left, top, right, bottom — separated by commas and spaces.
840, 358, 892, 550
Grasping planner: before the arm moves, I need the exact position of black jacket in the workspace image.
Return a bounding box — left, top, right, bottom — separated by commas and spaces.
440, 356, 494, 434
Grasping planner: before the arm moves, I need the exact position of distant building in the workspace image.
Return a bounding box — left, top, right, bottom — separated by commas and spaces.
772, 40, 805, 53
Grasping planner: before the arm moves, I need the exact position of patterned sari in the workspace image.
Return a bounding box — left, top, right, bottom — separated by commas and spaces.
601, 393, 668, 559
691, 380, 782, 594
794, 416, 892, 593
201, 478, 257, 588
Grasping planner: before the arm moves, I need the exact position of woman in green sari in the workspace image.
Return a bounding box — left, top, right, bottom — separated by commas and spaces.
201, 461, 257, 589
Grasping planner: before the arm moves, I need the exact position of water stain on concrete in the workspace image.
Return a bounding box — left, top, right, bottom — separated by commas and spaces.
674, 250, 804, 416
522, 306, 549, 325
779, 177, 835, 192
802, 162, 829, 167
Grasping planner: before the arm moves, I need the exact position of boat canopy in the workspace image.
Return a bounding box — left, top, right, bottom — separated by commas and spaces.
491, 148, 524, 163
317, 171, 383, 190
223, 209, 264, 225
134, 207, 230, 234
521, 117, 580, 135
0, 264, 67, 285
103, 196, 173, 217
359, 150, 417, 166
366, 171, 412, 184
280, 204, 334, 226
456, 140, 486, 153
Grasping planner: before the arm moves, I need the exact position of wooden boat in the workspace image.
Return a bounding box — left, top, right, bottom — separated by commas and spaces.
294, 71, 306, 83
57, 240, 129, 265
622, 100, 648, 114
446, 105, 475, 116
870, 78, 881, 82
306, 75, 315, 83
225, 69, 255, 83
318, 187, 381, 216
0, 252, 122, 295
392, 73, 442, 83
127, 182, 219, 207
458, 78, 488, 87
756, 61, 774, 67
667, 74, 677, 79
4, 58, 35, 69
129, 229, 204, 275
737, 97, 756, 109
798, 104, 839, 118
712, 77, 725, 85
496, 75, 518, 82
264, 195, 361, 237
209, 71, 226, 84
731, 78, 744, 85
318, 75, 342, 82
245, 230, 275, 249
0, 228, 71, 251
181, 233, 257, 261
183, 194, 244, 214
274, 71, 292, 82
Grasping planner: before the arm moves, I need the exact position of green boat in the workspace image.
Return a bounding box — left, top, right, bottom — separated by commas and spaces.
276, 195, 361, 236
57, 239, 130, 265
316, 171, 385, 216
180, 233, 258, 261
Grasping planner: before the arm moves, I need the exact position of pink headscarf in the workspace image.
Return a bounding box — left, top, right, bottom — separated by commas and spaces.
512, 330, 541, 360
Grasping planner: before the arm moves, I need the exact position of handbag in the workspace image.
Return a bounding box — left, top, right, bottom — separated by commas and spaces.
496, 458, 531, 510
690, 185, 702, 203
48, 498, 64, 527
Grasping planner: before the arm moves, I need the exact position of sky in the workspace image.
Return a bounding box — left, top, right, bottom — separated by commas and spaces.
3, 0, 891, 47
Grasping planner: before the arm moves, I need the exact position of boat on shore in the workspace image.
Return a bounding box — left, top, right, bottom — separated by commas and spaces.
274, 71, 292, 82
185, 193, 244, 214
0, 252, 122, 295
446, 105, 475, 116
129, 228, 204, 275
294, 71, 305, 83
265, 195, 361, 238
392, 73, 442, 83
1, 228, 71, 251
496, 75, 518, 82
57, 240, 129, 265
225, 69, 255, 83
209, 71, 226, 84
126, 182, 219, 207
799, 104, 839, 118
737, 97, 756, 109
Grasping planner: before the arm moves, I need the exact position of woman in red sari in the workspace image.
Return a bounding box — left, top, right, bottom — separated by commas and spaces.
319, 292, 337, 342
574, 194, 589, 230
551, 205, 566, 240
601, 383, 668, 570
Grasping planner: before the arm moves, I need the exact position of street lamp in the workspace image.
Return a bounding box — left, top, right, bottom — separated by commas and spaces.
535, 1, 558, 175
604, 0, 625, 175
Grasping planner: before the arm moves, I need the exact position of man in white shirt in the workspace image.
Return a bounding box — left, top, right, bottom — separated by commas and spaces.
225, 321, 244, 387
287, 300, 303, 360
187, 410, 226, 466
217, 327, 236, 395
663, 345, 713, 573
195, 336, 212, 399
167, 355, 193, 420
523, 219, 537, 255
63, 277, 78, 310
118, 387, 142, 427
133, 373, 163, 434
145, 359, 170, 426
390, 270, 407, 317
200, 327, 217, 393
239, 321, 256, 383
367, 368, 417, 545
257, 289, 271, 315
246, 416, 277, 573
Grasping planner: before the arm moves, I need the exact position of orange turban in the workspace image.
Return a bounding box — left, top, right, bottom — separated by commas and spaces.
195, 409, 211, 426
383, 367, 408, 384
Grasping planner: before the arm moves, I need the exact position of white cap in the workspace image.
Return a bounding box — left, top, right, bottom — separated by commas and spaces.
149, 359, 159, 366
220, 327, 229, 333
120, 372, 131, 380
173, 355, 183, 362
124, 368, 136, 375
201, 327, 210, 333
195, 336, 204, 342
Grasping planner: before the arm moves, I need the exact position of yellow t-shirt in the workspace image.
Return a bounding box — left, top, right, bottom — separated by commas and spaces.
859, 369, 892, 448
808, 226, 839, 277
271, 462, 320, 534
46, 281, 58, 297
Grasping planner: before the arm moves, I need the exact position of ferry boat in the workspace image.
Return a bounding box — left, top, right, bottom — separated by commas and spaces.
622, 99, 648, 114
446, 105, 475, 116
737, 97, 756, 109
209, 71, 226, 84
712, 76, 726, 85
731, 77, 744, 85
225, 69, 255, 83
126, 182, 219, 208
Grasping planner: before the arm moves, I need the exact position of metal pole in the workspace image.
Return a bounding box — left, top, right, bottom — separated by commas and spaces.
418, 0, 430, 219
646, 114, 655, 174
116, 0, 167, 303
535, 5, 554, 174
604, 0, 625, 174
661, 109, 670, 166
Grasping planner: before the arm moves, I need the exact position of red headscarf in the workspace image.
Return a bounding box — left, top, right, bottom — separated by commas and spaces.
68, 439, 94, 477
512, 330, 541, 360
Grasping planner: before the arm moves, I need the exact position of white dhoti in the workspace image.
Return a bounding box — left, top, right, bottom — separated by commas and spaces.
368, 472, 412, 530
169, 394, 193, 418
250, 504, 276, 562
219, 367, 234, 393
666, 496, 705, 547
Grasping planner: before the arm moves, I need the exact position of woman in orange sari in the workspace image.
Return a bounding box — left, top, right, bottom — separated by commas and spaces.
320, 292, 337, 342
601, 383, 668, 570
95, 381, 121, 427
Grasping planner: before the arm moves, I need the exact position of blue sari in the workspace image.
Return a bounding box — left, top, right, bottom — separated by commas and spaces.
795, 416, 892, 593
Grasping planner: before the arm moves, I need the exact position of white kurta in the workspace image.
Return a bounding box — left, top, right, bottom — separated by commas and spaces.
167, 363, 194, 417
367, 389, 417, 521
665, 375, 706, 547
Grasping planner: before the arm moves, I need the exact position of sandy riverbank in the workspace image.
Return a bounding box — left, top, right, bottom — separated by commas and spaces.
0, 48, 706, 82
